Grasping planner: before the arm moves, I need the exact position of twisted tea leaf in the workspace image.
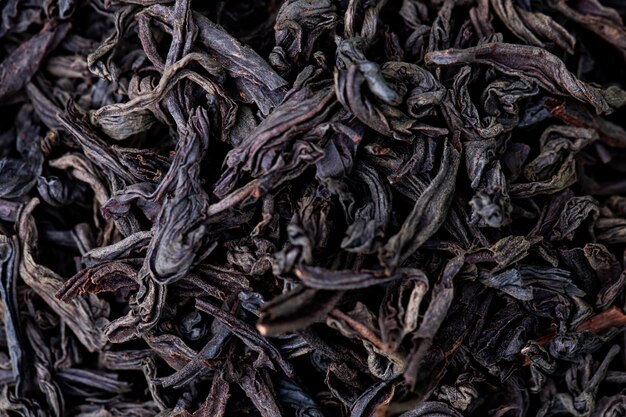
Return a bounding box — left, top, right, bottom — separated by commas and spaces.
426, 43, 626, 114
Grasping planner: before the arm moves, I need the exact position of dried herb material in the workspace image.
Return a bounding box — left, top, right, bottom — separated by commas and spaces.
0, 0, 626, 416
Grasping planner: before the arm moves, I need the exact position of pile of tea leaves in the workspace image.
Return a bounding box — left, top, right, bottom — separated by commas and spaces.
1, 0, 626, 416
